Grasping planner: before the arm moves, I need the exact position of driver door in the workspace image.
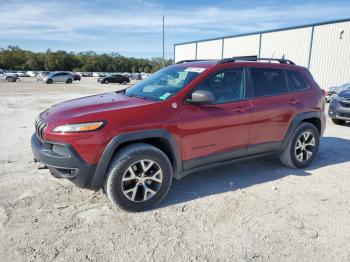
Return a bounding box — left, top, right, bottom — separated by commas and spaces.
178, 68, 252, 169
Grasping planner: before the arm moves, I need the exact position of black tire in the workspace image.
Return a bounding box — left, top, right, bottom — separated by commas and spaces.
280, 122, 320, 169
46, 79, 53, 84
66, 78, 73, 84
6, 76, 16, 82
104, 143, 172, 212
331, 118, 346, 125
104, 80, 109, 84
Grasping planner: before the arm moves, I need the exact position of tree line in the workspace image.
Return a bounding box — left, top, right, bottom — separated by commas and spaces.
0, 46, 173, 73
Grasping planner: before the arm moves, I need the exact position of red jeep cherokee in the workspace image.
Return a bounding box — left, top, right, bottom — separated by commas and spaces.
32, 57, 326, 212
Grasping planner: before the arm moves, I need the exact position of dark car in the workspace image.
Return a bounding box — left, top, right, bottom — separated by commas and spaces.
329, 89, 350, 125
31, 57, 325, 212
98, 74, 130, 84
325, 82, 350, 102
73, 74, 81, 81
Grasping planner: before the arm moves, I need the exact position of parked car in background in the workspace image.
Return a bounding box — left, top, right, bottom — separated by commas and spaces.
329, 89, 350, 125
37, 71, 51, 81
0, 69, 18, 82
326, 82, 350, 102
73, 73, 81, 81
27, 71, 37, 77
44, 72, 73, 84
141, 72, 151, 79
16, 71, 26, 77
97, 74, 130, 84
131, 73, 142, 80
31, 57, 326, 211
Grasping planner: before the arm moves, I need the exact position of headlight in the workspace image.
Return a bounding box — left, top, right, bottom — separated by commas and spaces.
332, 94, 342, 102
52, 121, 105, 133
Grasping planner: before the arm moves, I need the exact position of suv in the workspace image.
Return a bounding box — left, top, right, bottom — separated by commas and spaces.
0, 69, 18, 82
31, 57, 326, 212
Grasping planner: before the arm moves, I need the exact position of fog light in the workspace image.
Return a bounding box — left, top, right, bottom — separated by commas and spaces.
52, 144, 69, 156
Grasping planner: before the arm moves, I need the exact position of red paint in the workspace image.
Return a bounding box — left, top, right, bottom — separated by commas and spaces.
40, 61, 325, 165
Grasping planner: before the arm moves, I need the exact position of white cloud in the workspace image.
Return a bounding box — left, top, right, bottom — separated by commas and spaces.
0, 0, 349, 57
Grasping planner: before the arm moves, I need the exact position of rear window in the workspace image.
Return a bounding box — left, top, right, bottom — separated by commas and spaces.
286, 70, 308, 91
250, 68, 288, 97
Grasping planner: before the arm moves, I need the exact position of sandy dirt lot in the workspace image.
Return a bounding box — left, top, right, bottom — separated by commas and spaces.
0, 77, 349, 262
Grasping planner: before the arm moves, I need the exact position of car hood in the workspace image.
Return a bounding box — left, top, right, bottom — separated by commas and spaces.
339, 90, 350, 99
41, 92, 155, 124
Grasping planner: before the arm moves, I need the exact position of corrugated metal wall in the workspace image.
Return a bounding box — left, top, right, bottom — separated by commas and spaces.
223, 34, 260, 57
174, 43, 196, 62
196, 40, 222, 60
174, 19, 350, 89
260, 27, 312, 67
310, 21, 350, 89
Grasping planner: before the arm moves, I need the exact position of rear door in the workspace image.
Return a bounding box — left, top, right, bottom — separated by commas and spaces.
247, 67, 295, 153
179, 68, 252, 168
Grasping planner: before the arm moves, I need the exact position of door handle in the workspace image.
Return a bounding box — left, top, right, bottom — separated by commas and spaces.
232, 106, 250, 113
288, 99, 301, 105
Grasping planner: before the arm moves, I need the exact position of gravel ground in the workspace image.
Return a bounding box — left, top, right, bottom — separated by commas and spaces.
0, 78, 350, 262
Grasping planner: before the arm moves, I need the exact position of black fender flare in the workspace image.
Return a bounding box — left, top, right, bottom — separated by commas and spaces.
280, 111, 322, 150
89, 129, 182, 189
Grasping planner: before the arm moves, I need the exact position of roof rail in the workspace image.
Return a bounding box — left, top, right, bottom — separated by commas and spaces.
175, 59, 216, 64
217, 56, 295, 65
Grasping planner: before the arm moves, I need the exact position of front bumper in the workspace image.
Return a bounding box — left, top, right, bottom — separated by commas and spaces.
329, 100, 350, 121
31, 134, 97, 188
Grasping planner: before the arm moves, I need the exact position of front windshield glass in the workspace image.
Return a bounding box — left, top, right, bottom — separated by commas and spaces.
124, 66, 205, 101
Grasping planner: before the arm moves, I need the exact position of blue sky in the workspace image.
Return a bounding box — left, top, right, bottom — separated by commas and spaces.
0, 0, 349, 59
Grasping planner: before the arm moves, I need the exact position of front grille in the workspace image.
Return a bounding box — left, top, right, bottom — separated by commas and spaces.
339, 113, 350, 119
35, 116, 47, 141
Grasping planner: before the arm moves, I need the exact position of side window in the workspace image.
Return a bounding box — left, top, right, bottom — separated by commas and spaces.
286, 70, 308, 91
250, 68, 288, 98
195, 68, 244, 104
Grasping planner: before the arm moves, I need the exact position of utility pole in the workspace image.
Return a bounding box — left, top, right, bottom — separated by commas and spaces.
162, 15, 165, 68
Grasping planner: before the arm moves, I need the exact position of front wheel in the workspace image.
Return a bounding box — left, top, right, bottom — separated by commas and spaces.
104, 143, 172, 212
331, 118, 346, 125
66, 78, 73, 84
6, 76, 16, 82
280, 122, 320, 168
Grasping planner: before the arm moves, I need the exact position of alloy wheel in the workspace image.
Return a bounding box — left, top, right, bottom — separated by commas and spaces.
295, 131, 316, 162
121, 159, 163, 202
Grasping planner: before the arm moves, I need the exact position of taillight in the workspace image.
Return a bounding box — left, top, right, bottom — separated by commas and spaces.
321, 89, 327, 97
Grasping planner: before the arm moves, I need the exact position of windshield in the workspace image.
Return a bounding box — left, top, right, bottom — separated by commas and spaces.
124, 66, 204, 101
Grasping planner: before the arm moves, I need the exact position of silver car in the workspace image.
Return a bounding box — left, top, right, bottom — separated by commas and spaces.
44, 72, 73, 84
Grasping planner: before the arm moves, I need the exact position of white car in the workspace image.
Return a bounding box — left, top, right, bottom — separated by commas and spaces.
43, 72, 73, 84
27, 71, 37, 77
0, 69, 18, 82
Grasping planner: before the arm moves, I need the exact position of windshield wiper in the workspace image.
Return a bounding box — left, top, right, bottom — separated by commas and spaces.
125, 93, 146, 99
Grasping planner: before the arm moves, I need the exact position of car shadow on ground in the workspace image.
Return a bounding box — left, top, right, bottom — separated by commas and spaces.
160, 136, 350, 208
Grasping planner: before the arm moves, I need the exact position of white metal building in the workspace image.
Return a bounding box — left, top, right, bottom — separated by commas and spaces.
174, 19, 350, 90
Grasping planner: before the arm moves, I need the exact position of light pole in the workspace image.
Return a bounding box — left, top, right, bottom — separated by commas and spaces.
162, 15, 165, 68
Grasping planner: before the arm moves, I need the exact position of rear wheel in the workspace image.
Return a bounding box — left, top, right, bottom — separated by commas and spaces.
331, 118, 346, 125
46, 79, 53, 84
104, 143, 172, 212
280, 122, 320, 168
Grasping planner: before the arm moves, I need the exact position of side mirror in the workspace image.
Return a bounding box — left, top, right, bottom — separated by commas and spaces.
186, 90, 215, 104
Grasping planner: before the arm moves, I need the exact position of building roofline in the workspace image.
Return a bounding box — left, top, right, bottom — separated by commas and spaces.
174, 18, 350, 46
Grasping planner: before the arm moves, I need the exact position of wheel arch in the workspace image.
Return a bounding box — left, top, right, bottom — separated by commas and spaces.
281, 111, 323, 150
89, 129, 182, 189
